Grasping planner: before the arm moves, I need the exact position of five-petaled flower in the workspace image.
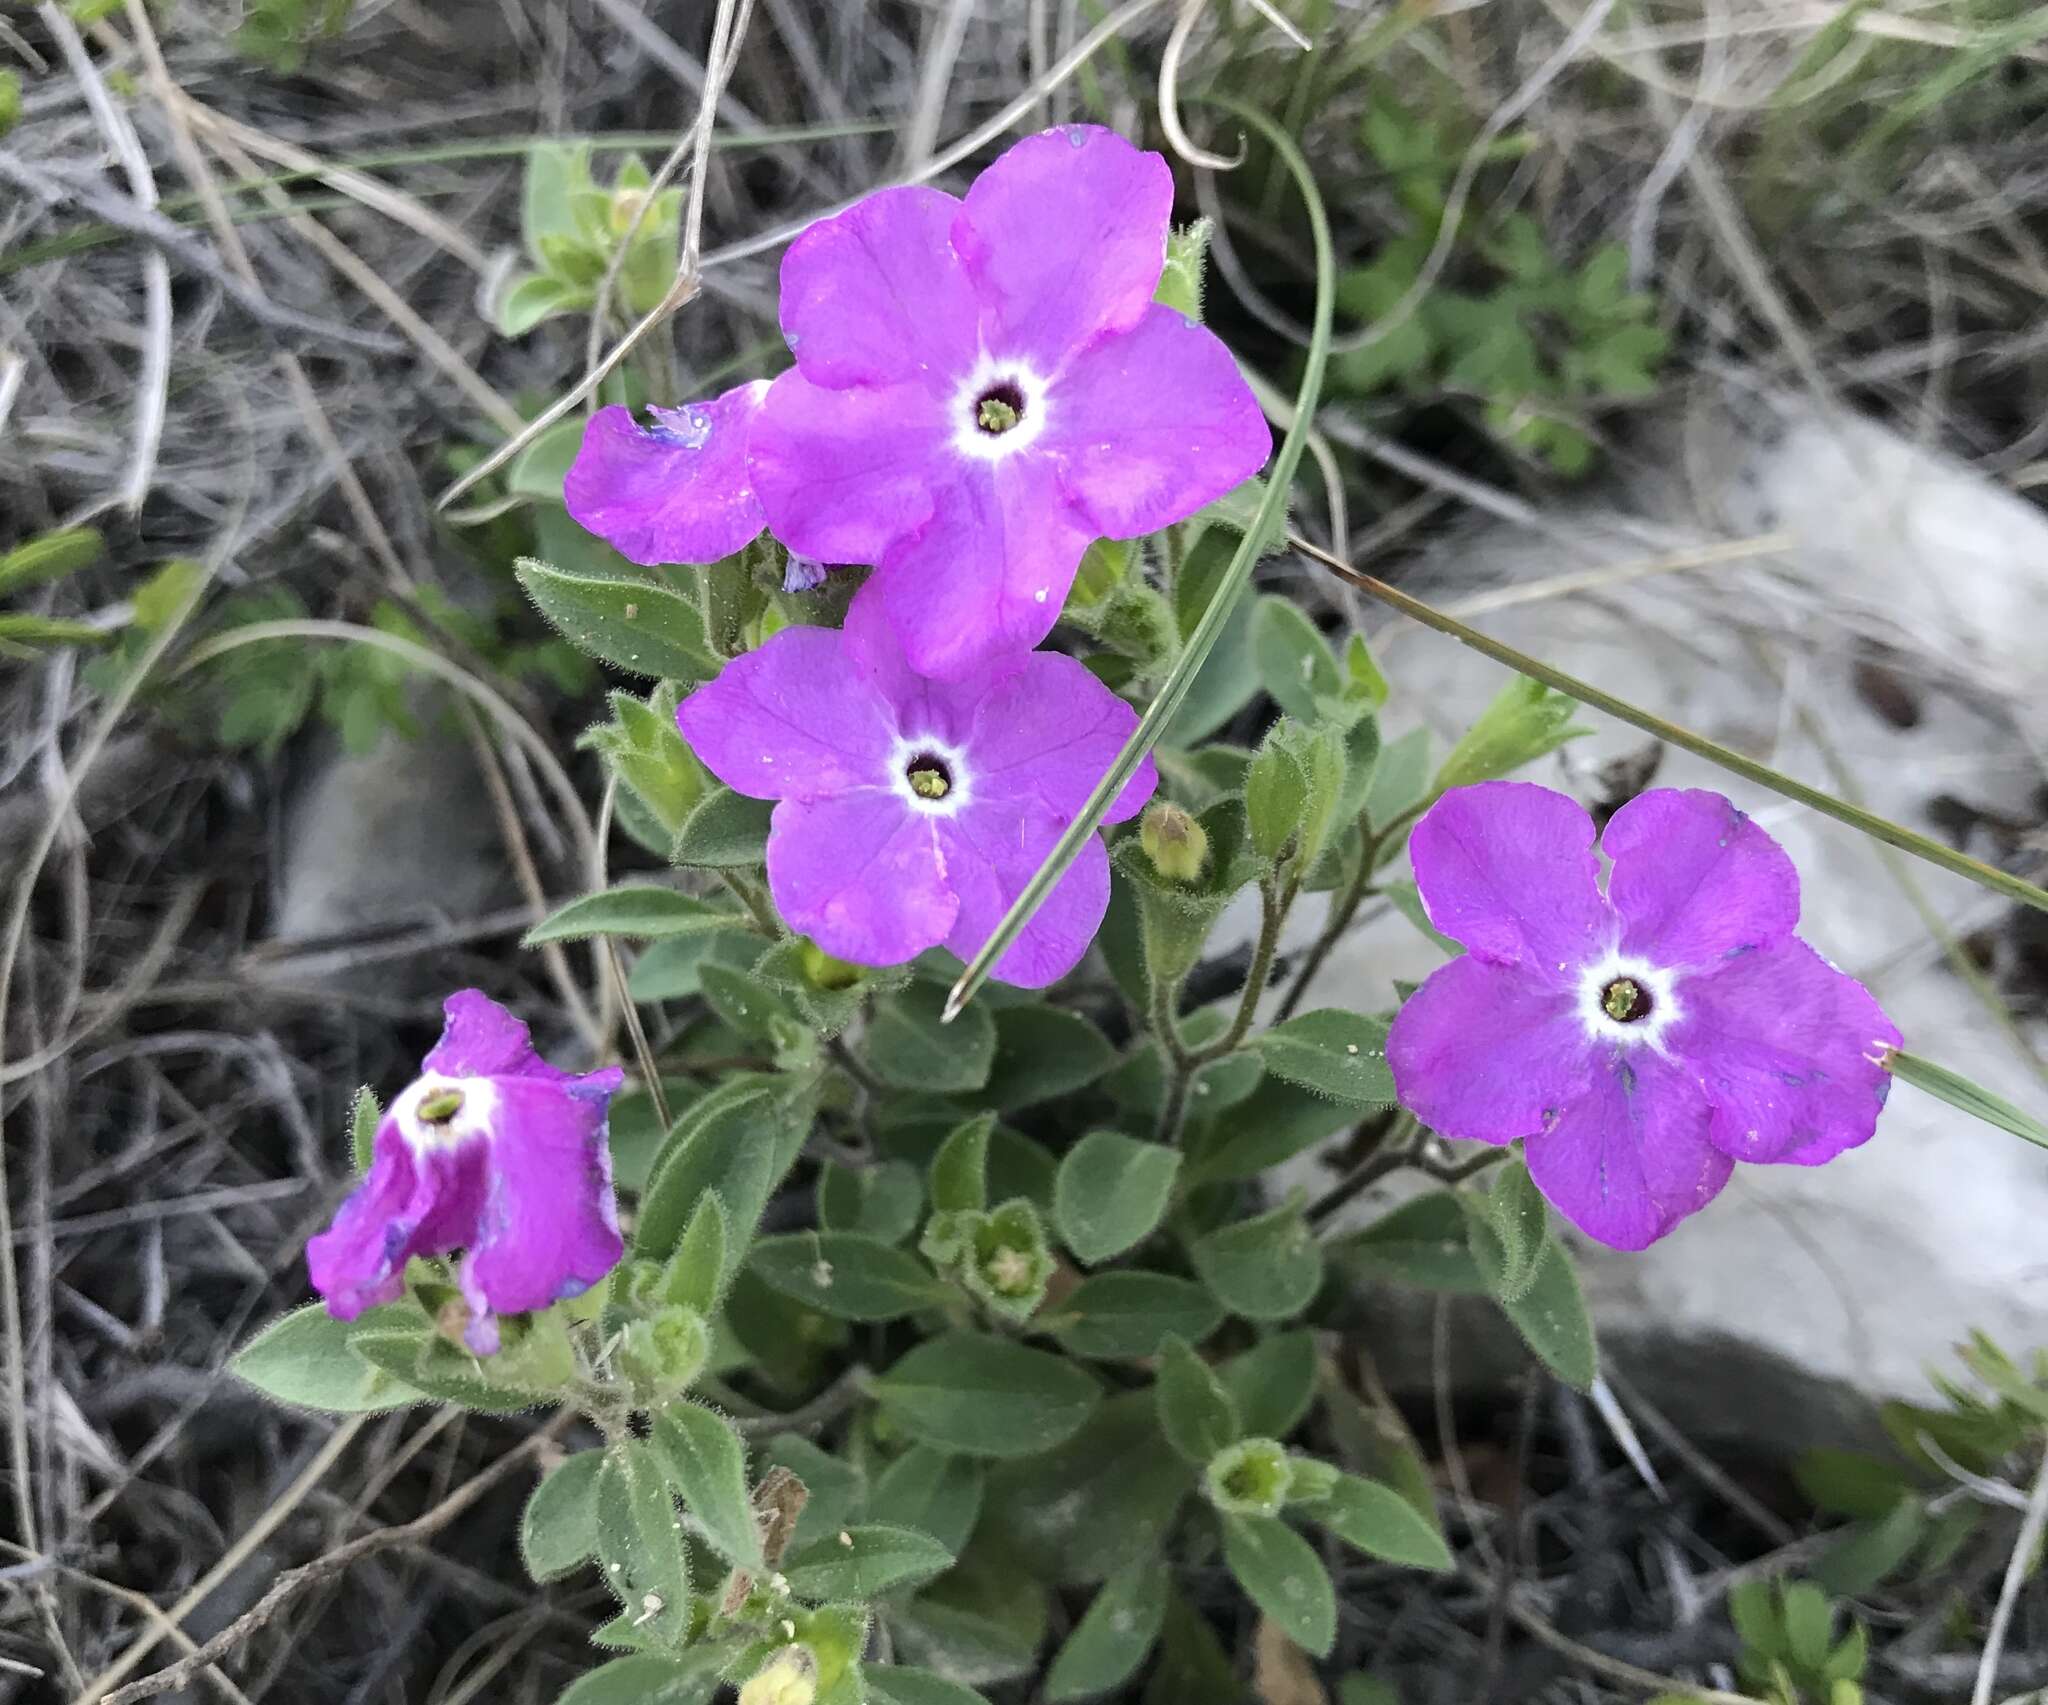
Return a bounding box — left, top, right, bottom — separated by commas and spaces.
564, 125, 1271, 682
1386, 783, 1900, 1250
676, 586, 1157, 986
307, 991, 624, 1353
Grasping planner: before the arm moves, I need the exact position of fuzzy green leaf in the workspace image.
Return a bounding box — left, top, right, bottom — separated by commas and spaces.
1053, 1132, 1181, 1264
873, 1333, 1100, 1459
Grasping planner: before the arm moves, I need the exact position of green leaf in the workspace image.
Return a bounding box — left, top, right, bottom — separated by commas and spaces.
1365, 726, 1433, 836
750, 1232, 952, 1321
874, 1333, 1100, 1459
928, 1112, 995, 1215
348, 1086, 379, 1173
1332, 1193, 1488, 1293
497, 272, 582, 336
978, 1007, 1116, 1110
636, 1076, 814, 1263
1343, 632, 1390, 710
1049, 1273, 1224, 1361
671, 786, 776, 868
596, 1440, 692, 1641
523, 1449, 605, 1582
0, 525, 102, 599
869, 983, 996, 1093
983, 1392, 1196, 1584
1221, 1514, 1336, 1657
1306, 1472, 1450, 1570
348, 1315, 552, 1413
661, 1192, 729, 1314
1044, 1558, 1169, 1702
1251, 596, 1342, 724
1478, 1158, 1548, 1304
862, 1667, 994, 1705
861, 1447, 982, 1562
1185, 1075, 1354, 1184
1145, 1589, 1239, 1705
700, 963, 817, 1072
523, 886, 724, 946
1254, 1010, 1395, 1107
1793, 1449, 1914, 1521
781, 1523, 953, 1601
507, 416, 589, 500
232, 1305, 423, 1413
1497, 1235, 1597, 1389
1191, 1199, 1324, 1321
1433, 674, 1589, 793
1053, 1132, 1181, 1264
648, 1403, 762, 1568
522, 139, 589, 254
1155, 1335, 1241, 1465
517, 556, 714, 681
552, 1652, 726, 1705
1813, 1499, 1926, 1596
818, 1159, 923, 1245
1889, 1049, 2048, 1151
893, 1561, 1046, 1684
1219, 1332, 1318, 1440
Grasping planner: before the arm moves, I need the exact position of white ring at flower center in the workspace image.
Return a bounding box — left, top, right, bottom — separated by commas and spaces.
1574, 951, 1683, 1051
393, 1074, 501, 1156
889, 735, 974, 819
950, 354, 1052, 464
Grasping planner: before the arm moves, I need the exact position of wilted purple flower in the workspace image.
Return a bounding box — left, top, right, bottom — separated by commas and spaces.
1386, 783, 1901, 1251
307, 991, 624, 1353
676, 585, 1157, 986
564, 380, 770, 567
746, 124, 1271, 681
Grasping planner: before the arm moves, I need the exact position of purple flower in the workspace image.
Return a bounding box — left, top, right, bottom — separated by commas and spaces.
676, 585, 1157, 986
748, 124, 1271, 680
307, 991, 624, 1353
564, 380, 769, 567
1386, 783, 1901, 1251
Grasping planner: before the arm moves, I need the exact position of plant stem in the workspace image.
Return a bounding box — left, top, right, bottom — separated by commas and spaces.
717, 869, 782, 937
1200, 876, 1287, 1061
1277, 823, 1376, 1023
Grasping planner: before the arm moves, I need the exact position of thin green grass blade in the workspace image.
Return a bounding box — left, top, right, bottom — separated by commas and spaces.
1294, 537, 2048, 923
1889, 1050, 2048, 1153
943, 99, 1334, 1021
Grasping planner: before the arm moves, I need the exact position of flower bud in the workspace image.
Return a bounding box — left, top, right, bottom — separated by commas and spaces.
608, 187, 650, 237
618, 1304, 710, 1397
1140, 802, 1209, 884
738, 1645, 817, 1705
798, 939, 862, 992
1284, 1457, 1339, 1505
1205, 1436, 1295, 1516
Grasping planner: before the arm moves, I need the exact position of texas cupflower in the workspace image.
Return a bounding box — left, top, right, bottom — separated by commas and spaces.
675, 585, 1156, 986
307, 991, 624, 1353
1386, 783, 1901, 1250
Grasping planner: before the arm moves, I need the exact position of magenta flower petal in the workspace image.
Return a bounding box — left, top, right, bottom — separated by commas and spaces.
767, 791, 956, 965
1525, 1049, 1733, 1251
953, 125, 1171, 369
676, 616, 1154, 985
676, 626, 900, 800
1406, 782, 1611, 983
1390, 783, 1900, 1251
563, 384, 769, 567
941, 804, 1113, 989
780, 185, 981, 393
306, 991, 624, 1350
869, 461, 1097, 680
457, 1075, 624, 1317
750, 374, 949, 565
1603, 789, 1799, 971
1045, 302, 1272, 539
968, 650, 1155, 820
1667, 937, 1901, 1164
1386, 956, 1591, 1143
